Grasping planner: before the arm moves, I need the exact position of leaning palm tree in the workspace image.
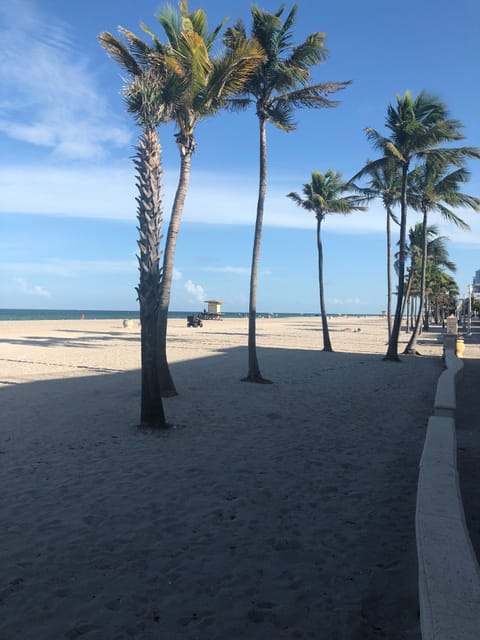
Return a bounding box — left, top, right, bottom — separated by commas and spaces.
404, 160, 479, 354
287, 170, 366, 351
149, 1, 264, 396
360, 91, 476, 361
351, 158, 401, 340
98, 32, 172, 427
224, 4, 350, 382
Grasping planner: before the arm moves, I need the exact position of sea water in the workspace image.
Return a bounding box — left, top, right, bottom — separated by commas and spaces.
0, 308, 330, 321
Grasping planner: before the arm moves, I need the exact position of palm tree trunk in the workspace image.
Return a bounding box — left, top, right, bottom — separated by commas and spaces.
385, 164, 408, 361
423, 295, 430, 331
317, 216, 332, 351
136, 128, 167, 427
402, 268, 413, 333
242, 116, 271, 383
157, 138, 194, 397
404, 209, 428, 354
386, 207, 393, 341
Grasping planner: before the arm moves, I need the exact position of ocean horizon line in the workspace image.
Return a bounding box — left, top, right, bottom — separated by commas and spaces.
0, 308, 379, 321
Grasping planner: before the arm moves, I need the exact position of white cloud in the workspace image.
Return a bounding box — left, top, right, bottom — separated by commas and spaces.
202, 266, 250, 275
173, 268, 183, 281
15, 277, 51, 297
1, 160, 479, 246
0, 1, 130, 159
0, 164, 184, 220
184, 279, 205, 303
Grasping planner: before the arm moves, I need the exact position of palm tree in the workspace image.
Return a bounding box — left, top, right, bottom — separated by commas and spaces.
287, 170, 366, 351
401, 223, 427, 331
401, 224, 456, 336
150, 1, 264, 396
429, 270, 459, 326
98, 31, 171, 427
360, 91, 475, 361
224, 4, 350, 382
404, 160, 479, 354
422, 236, 458, 328
351, 158, 401, 340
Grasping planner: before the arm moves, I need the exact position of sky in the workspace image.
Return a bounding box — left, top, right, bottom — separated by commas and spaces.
1, 0, 479, 314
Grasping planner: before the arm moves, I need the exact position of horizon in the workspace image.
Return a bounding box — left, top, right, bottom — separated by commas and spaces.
0, 307, 378, 317
1, 0, 479, 315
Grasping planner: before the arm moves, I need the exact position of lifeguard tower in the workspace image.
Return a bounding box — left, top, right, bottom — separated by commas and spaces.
202, 300, 223, 320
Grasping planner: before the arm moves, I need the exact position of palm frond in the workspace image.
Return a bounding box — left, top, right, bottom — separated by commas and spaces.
435, 204, 471, 230
276, 80, 350, 110
176, 29, 211, 94
138, 22, 164, 52
119, 27, 156, 67
227, 97, 253, 112
264, 100, 295, 131
286, 32, 329, 75
204, 41, 264, 110
156, 4, 183, 49
98, 31, 143, 77
223, 20, 248, 50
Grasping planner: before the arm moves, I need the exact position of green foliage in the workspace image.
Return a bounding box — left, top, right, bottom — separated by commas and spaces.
287, 169, 367, 219
408, 159, 480, 229
224, 4, 349, 130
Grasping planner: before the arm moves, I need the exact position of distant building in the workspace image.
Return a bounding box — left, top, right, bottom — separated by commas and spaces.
473, 270, 480, 300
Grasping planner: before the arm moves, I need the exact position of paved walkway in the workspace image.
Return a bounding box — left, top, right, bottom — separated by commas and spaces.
455, 319, 480, 561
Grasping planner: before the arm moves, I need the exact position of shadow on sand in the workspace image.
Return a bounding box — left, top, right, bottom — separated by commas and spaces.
1, 343, 443, 639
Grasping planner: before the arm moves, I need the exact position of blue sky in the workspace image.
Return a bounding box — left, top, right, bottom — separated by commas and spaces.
1, 0, 479, 314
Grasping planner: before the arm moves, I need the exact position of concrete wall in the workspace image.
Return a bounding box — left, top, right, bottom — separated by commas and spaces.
416, 341, 480, 639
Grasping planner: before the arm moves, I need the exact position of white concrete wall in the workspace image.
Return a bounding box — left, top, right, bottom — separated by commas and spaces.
416, 342, 480, 639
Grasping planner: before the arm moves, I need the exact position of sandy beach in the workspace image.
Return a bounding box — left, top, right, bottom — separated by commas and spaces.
1, 316, 445, 639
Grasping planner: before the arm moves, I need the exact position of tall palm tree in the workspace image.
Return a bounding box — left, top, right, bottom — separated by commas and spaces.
404, 160, 479, 353
351, 158, 401, 340
287, 170, 366, 351
151, 1, 264, 396
98, 31, 172, 427
225, 4, 350, 382
360, 91, 474, 361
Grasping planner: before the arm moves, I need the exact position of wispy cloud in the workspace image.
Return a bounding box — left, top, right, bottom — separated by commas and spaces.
0, 165, 136, 218
15, 277, 51, 297
1, 160, 479, 243
202, 266, 250, 275
184, 279, 205, 303
0, 1, 130, 159
330, 296, 361, 305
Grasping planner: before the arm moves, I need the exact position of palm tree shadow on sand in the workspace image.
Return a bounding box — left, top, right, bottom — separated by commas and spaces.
1, 344, 444, 639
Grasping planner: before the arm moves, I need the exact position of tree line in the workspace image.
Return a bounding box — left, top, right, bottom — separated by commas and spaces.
99, 2, 480, 428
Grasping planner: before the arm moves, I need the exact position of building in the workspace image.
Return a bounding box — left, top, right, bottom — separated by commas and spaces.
472, 270, 480, 300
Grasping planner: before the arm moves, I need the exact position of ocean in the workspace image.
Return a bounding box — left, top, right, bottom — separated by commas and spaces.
0, 308, 326, 321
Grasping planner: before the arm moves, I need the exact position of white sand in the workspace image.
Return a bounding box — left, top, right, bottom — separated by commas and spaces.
1, 316, 444, 639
